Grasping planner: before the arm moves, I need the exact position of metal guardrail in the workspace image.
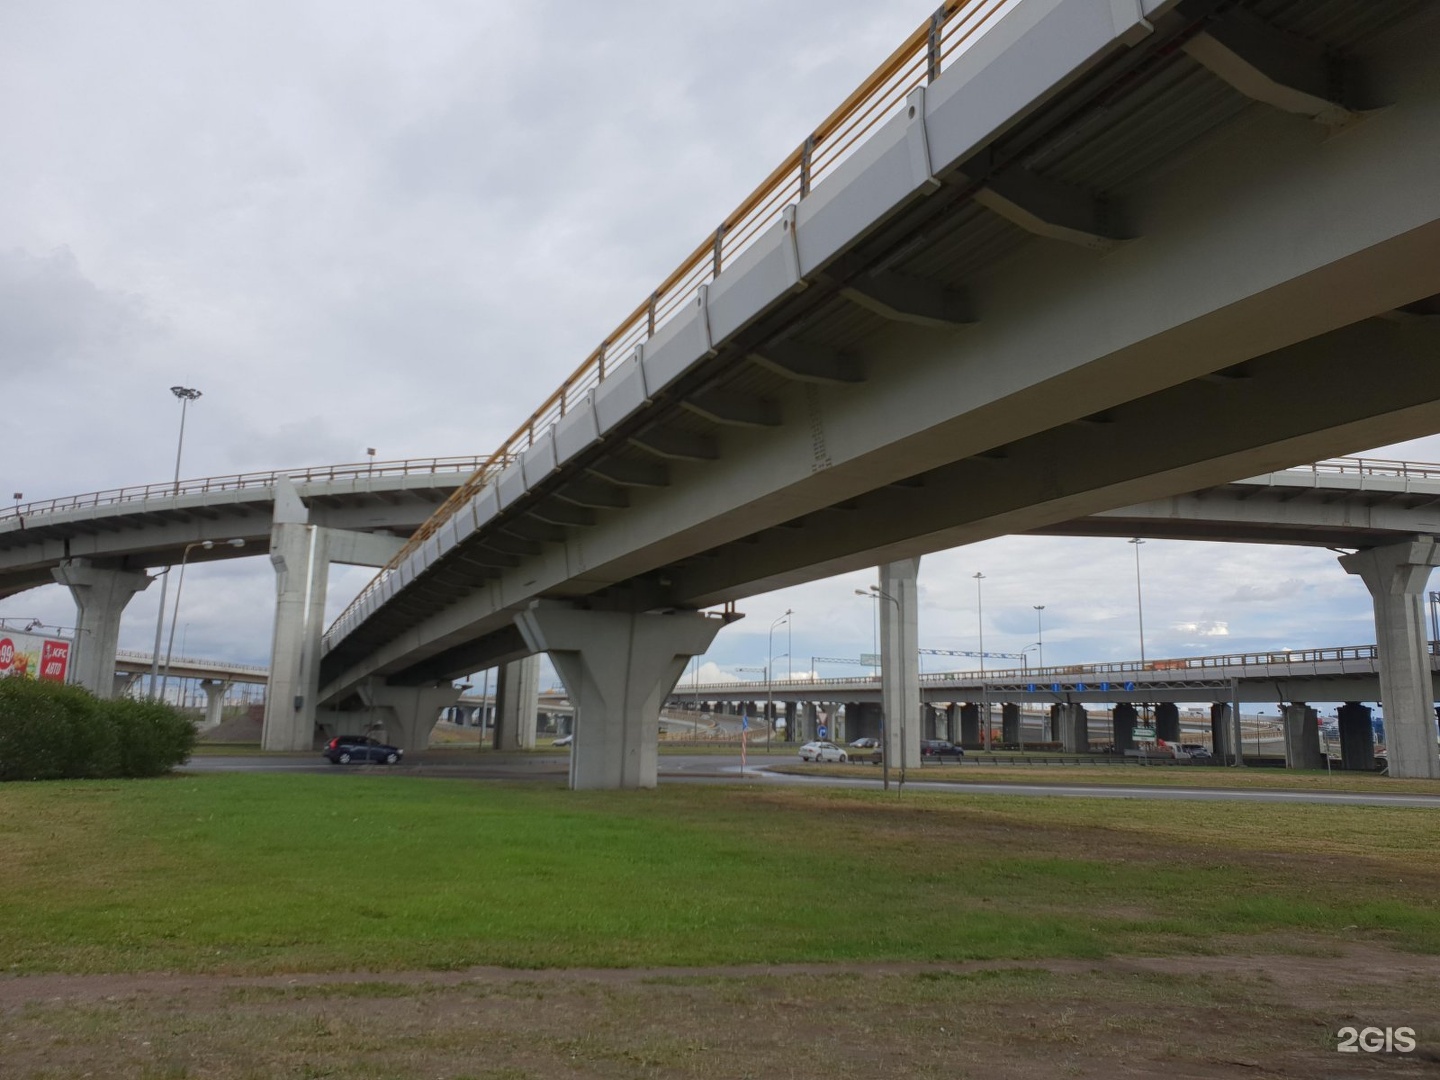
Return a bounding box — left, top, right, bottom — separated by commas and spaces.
679, 642, 1415, 693
1282, 457, 1440, 482
1, 456, 488, 524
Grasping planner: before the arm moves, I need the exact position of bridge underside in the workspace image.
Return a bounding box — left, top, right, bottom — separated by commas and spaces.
314, 0, 1440, 784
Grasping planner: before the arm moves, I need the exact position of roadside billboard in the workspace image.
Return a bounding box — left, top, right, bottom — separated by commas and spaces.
0, 629, 72, 683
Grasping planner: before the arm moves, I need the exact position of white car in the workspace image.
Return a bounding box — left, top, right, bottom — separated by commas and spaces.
798, 741, 848, 763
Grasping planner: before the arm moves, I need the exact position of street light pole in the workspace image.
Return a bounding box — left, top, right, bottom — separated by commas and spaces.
160, 537, 244, 703
767, 610, 791, 754
1129, 538, 1147, 667
1034, 605, 1045, 670
149, 386, 202, 699
974, 572, 988, 750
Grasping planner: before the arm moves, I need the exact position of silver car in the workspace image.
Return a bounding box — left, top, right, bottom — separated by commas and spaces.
798, 741, 849, 763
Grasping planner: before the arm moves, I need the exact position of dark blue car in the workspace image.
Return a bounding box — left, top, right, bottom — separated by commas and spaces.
323, 735, 403, 765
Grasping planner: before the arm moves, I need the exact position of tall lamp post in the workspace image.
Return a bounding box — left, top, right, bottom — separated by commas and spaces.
149, 386, 203, 698
159, 537, 245, 702
1129, 538, 1147, 667
973, 572, 988, 749
1033, 604, 1045, 670
767, 609, 792, 752
856, 586, 905, 792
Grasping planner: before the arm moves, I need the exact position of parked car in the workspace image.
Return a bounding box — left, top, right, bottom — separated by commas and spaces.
799, 741, 849, 763
323, 735, 403, 765
920, 739, 964, 760
1182, 744, 1213, 760
552, 734, 573, 747
849, 737, 880, 749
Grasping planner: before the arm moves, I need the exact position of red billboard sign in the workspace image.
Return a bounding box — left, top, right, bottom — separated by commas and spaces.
40, 639, 70, 683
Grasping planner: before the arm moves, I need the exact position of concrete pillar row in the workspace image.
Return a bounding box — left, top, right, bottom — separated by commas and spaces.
1339, 539, 1440, 779
1283, 703, 1323, 769
494, 655, 540, 750
515, 602, 728, 790
198, 678, 232, 730
879, 558, 922, 771
50, 558, 152, 699
1337, 702, 1376, 771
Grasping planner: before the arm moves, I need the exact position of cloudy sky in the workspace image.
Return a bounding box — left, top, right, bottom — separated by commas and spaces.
4, 0, 1437, 694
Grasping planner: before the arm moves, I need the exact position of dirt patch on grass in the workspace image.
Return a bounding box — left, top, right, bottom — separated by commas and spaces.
3, 948, 1437, 1079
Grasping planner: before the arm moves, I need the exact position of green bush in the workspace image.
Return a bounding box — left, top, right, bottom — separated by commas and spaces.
0, 678, 195, 781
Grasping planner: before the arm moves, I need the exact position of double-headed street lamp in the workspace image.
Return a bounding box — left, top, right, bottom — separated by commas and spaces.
1033, 604, 1045, 670
149, 386, 203, 698
1129, 538, 1147, 666
159, 538, 245, 703
855, 585, 904, 792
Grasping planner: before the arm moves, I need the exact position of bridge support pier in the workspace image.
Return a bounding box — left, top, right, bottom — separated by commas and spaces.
1057, 702, 1089, 753
1113, 703, 1138, 753
51, 558, 151, 699
959, 703, 980, 748
493, 656, 540, 751
784, 701, 797, 742
515, 603, 727, 790
198, 679, 232, 730
1154, 702, 1180, 744
1339, 540, 1440, 779
879, 559, 922, 771
355, 679, 462, 752
1283, 703, 1323, 769
1337, 702, 1376, 771
1002, 703, 1020, 747
1210, 703, 1233, 760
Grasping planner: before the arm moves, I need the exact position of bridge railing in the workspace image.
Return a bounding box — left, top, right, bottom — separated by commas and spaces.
1, 456, 489, 523
1276, 457, 1440, 482
114, 649, 270, 676
328, 0, 1016, 638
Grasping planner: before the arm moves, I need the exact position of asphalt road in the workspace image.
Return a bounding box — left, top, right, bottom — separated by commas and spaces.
181, 752, 1440, 807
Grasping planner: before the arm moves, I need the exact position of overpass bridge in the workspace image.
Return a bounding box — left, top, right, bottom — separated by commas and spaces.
304, 0, 1440, 785
10, 0, 1440, 784
671, 641, 1427, 771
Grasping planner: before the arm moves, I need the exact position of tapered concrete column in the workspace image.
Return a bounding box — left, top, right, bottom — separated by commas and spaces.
515, 603, 728, 790
803, 702, 818, 742
1210, 703, 1233, 758
493, 655, 540, 750
1057, 702, 1089, 753
262, 479, 311, 751
112, 672, 140, 698
959, 703, 980, 747
784, 701, 798, 742
198, 679, 232, 729
50, 558, 151, 698
1002, 703, 1021, 746
1340, 539, 1440, 779
1337, 702, 1376, 771
356, 679, 462, 752
1154, 702, 1181, 743
879, 559, 922, 771
1283, 703, 1323, 769
1047, 703, 1062, 742
1113, 703, 1138, 753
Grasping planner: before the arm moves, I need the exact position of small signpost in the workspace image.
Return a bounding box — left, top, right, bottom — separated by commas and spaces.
1133, 726, 1157, 739
817, 724, 828, 740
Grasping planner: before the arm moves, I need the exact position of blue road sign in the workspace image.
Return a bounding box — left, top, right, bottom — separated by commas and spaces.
1051, 683, 1062, 693
1026, 683, 1037, 694
1099, 682, 1110, 693
817, 724, 828, 740
1076, 682, 1087, 692
1123, 681, 1136, 692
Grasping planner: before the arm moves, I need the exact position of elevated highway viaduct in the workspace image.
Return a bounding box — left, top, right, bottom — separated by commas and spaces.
310, 0, 1440, 785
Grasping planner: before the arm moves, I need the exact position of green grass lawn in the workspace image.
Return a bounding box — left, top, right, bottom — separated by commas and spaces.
2, 774, 1438, 977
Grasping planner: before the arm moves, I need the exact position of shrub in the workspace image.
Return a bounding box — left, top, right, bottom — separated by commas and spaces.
0, 678, 195, 781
